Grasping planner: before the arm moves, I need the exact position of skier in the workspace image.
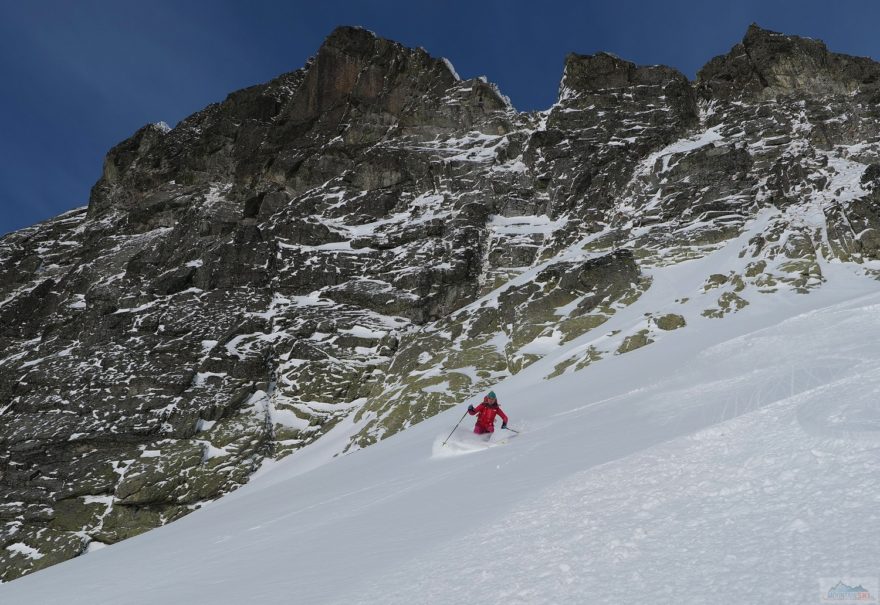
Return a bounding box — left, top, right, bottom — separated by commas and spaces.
468, 391, 508, 438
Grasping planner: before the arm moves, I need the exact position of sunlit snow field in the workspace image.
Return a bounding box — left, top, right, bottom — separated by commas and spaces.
2, 223, 880, 604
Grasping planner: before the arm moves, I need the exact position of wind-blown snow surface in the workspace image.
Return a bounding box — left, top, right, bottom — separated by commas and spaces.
3, 245, 880, 603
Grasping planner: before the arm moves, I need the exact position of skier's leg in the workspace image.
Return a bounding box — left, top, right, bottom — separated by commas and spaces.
473, 425, 491, 440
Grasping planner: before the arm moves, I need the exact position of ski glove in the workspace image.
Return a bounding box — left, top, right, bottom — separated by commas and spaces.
501, 423, 508, 429
467, 405, 475, 412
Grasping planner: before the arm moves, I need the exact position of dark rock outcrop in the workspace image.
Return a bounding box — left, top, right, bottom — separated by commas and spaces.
698, 23, 880, 100
2, 23, 880, 581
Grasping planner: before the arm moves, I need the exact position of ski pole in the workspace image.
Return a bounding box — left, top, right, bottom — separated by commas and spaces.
442, 408, 470, 446
503, 426, 520, 434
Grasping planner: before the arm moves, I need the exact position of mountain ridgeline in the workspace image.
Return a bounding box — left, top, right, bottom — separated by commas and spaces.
1, 24, 880, 580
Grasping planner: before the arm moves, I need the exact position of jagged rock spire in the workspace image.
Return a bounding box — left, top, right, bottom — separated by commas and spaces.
697, 23, 880, 100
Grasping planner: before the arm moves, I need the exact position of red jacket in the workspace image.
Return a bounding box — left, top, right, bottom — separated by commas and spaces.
468, 398, 508, 432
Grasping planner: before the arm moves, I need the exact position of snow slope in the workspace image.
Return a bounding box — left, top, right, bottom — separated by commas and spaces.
0, 198, 880, 605
2, 210, 880, 604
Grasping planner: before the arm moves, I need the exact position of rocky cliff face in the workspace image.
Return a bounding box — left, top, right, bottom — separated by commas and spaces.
2, 24, 880, 580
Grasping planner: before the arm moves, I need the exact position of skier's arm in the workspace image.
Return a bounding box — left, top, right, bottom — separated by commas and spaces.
498, 407, 509, 426
468, 404, 482, 416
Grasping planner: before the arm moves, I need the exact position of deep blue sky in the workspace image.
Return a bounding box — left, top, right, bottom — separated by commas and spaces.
3, 0, 880, 236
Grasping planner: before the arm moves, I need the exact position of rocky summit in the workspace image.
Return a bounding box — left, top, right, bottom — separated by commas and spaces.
2, 23, 880, 581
